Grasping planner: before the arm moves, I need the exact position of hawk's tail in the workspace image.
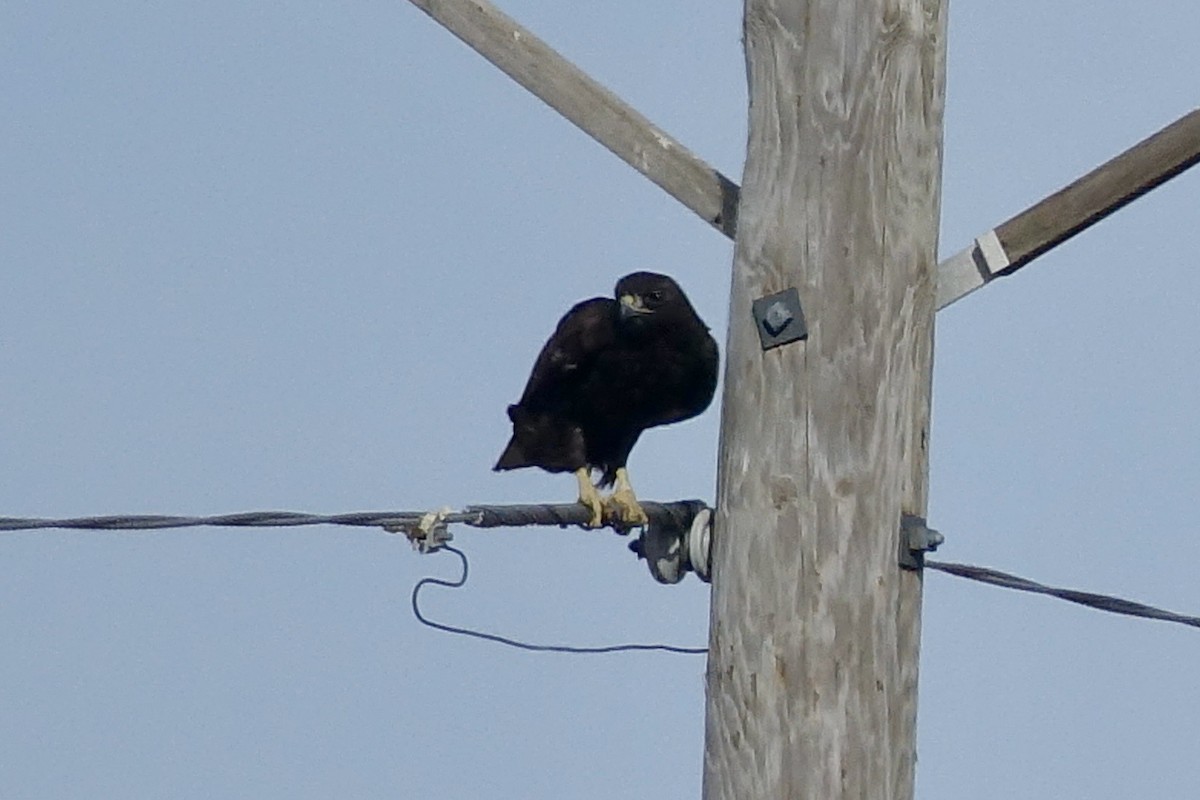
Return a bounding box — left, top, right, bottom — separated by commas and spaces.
493, 405, 583, 473
494, 404, 534, 471
493, 437, 529, 471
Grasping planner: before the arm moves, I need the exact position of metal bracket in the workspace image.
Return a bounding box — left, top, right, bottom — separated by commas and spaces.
899, 514, 943, 570
752, 288, 808, 350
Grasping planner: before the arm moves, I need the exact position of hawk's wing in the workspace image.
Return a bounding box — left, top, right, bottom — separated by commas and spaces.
516, 297, 616, 411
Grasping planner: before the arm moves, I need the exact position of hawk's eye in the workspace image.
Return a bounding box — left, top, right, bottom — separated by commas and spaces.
647, 290, 664, 303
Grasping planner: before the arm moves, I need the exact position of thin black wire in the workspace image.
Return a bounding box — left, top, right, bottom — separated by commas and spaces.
411, 545, 707, 655
926, 559, 1200, 630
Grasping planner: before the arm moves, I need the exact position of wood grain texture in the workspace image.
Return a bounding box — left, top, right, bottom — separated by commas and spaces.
704, 1, 947, 798
407, 0, 740, 237
995, 108, 1200, 271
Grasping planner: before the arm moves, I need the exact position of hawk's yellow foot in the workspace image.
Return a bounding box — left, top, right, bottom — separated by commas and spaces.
603, 467, 649, 528
575, 467, 604, 528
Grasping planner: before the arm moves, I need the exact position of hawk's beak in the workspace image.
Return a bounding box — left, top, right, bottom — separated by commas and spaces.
619, 293, 651, 320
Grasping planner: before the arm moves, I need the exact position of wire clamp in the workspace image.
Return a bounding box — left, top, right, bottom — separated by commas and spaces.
900, 513, 943, 570
384, 507, 455, 553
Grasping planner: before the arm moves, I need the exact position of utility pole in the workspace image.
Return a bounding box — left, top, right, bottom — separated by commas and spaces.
408, 3, 1197, 796
704, 1, 947, 798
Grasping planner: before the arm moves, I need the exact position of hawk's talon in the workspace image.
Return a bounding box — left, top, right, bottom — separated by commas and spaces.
604, 467, 649, 529
575, 467, 605, 528
603, 490, 649, 529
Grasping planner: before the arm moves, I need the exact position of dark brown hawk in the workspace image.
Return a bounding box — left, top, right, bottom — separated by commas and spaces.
494, 272, 718, 527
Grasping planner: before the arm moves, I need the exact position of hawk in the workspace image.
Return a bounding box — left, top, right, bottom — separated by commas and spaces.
494, 272, 718, 527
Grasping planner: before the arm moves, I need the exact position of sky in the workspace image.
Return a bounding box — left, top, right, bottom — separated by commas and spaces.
2, 2, 1198, 798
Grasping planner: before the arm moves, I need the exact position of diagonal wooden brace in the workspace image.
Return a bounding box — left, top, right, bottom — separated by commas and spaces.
407, 0, 740, 237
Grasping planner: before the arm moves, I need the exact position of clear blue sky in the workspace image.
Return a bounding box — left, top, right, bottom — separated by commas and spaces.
2, 2, 1198, 798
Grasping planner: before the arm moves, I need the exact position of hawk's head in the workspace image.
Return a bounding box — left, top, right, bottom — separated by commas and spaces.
614, 272, 700, 330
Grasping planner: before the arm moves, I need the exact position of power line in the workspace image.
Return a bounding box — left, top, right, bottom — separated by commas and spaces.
926, 560, 1200, 630
0, 503, 708, 652
0, 501, 706, 536
4, 505, 1198, 634
412, 545, 707, 655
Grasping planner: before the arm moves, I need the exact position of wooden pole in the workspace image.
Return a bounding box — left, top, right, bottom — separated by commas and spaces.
704, 1, 947, 798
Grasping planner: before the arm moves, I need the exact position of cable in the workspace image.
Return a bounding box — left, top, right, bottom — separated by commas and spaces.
0, 501, 705, 534
0, 510, 447, 532
412, 545, 707, 655
926, 559, 1200, 630
7, 506, 1198, 634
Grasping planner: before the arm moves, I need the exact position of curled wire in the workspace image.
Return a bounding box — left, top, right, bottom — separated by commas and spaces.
411, 545, 707, 655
